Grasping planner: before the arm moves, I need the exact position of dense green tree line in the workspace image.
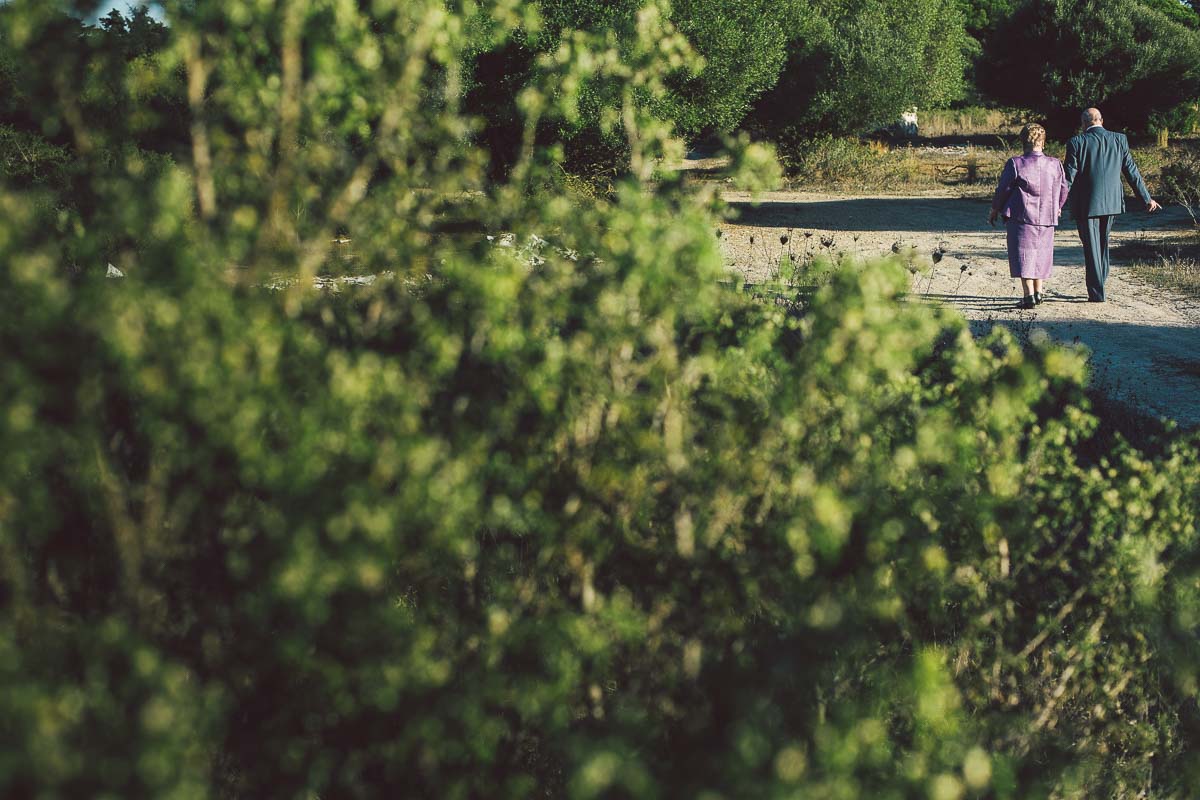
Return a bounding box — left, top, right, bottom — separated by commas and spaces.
957, 0, 1019, 37
2, 1, 1200, 798
751, 0, 971, 140
464, 0, 1200, 161
977, 0, 1200, 134
0, 4, 182, 267
1139, 0, 1200, 28
467, 0, 971, 172
4, 0, 1200, 195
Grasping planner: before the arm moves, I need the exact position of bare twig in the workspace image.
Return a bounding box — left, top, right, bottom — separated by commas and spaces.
1017, 584, 1088, 661
294, 14, 437, 279
1029, 611, 1107, 733
93, 443, 143, 602
267, 0, 305, 241
1012, 523, 1084, 580
184, 32, 216, 220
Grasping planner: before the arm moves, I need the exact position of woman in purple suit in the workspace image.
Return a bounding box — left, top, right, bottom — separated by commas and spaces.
988, 123, 1070, 309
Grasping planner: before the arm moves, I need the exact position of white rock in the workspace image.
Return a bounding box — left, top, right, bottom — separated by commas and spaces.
106, 263, 125, 278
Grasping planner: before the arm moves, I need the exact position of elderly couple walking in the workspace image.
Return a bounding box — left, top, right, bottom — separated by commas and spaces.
988, 107, 1162, 309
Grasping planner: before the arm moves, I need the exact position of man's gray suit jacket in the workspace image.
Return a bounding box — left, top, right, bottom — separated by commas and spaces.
1064, 126, 1152, 218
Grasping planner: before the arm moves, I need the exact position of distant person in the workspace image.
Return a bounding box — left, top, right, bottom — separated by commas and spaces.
989, 123, 1069, 309
1064, 107, 1161, 302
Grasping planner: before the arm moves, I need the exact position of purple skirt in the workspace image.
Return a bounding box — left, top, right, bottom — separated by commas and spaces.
1006, 219, 1055, 279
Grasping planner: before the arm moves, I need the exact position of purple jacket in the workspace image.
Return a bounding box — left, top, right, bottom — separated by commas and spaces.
992, 152, 1069, 226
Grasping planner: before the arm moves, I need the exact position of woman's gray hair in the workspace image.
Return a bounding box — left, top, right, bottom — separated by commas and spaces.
1020, 123, 1047, 151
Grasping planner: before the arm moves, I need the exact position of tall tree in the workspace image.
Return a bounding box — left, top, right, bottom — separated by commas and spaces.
751, 0, 973, 138
464, 0, 808, 177
1140, 0, 1200, 27
957, 0, 1018, 37
977, 0, 1200, 133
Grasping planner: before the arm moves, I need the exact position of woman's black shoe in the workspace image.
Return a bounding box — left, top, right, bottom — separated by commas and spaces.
1017, 295, 1036, 310
1034, 292, 1044, 305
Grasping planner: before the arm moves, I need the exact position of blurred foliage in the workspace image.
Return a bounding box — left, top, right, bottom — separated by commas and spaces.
0, 2, 183, 268
977, 0, 1200, 135
750, 0, 973, 139
2, 1, 1200, 799
0, 3, 182, 159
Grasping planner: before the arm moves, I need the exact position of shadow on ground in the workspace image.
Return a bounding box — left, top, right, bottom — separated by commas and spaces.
728, 196, 1181, 235
966, 317, 1200, 429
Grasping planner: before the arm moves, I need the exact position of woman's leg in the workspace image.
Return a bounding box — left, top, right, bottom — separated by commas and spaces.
1034, 278, 1044, 294
1009, 222, 1037, 308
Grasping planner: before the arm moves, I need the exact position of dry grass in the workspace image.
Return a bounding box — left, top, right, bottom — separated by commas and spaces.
782, 138, 1011, 194
919, 107, 1026, 138
1126, 252, 1200, 300
1118, 235, 1200, 300
780, 136, 1193, 198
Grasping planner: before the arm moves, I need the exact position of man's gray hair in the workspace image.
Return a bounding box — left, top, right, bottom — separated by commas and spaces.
1082, 107, 1103, 126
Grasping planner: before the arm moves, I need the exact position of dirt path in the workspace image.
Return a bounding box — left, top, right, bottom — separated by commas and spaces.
719, 190, 1200, 429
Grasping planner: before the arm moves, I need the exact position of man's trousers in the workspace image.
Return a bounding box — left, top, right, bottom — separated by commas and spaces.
1076, 215, 1116, 302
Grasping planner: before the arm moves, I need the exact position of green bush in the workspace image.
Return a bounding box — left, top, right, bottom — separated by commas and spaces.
780, 135, 916, 187
464, 0, 804, 178
658, 0, 810, 136
0, 5, 183, 154
538, 0, 807, 138
1140, 0, 1200, 28
0, 125, 73, 190
751, 0, 973, 138
957, 0, 1019, 37
0, 4, 184, 270
977, 0, 1200, 134
2, 1, 1200, 798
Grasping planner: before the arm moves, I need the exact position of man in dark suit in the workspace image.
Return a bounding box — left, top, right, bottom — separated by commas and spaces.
1064, 108, 1161, 302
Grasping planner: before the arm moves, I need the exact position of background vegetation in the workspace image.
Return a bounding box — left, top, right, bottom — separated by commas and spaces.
2, 1, 1200, 798
751, 0, 972, 143
976, 0, 1200, 135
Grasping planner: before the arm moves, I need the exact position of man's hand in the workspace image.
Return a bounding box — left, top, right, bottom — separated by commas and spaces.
987, 209, 999, 227
1147, 199, 1162, 213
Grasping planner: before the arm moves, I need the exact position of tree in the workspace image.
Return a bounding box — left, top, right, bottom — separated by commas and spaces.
660, 0, 811, 135
977, 0, 1200, 133
464, 0, 807, 177
957, 0, 1018, 37
0, 4, 183, 268
1140, 0, 1200, 27
751, 0, 973, 138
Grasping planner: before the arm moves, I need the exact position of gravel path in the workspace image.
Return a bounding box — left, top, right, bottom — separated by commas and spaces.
719, 190, 1200, 429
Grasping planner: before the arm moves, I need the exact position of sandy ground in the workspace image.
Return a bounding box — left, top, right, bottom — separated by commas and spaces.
718, 189, 1200, 429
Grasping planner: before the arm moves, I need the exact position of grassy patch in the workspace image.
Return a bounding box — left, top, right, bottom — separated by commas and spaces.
780, 136, 1010, 193
919, 106, 1027, 138
1119, 235, 1200, 300
775, 134, 1198, 197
